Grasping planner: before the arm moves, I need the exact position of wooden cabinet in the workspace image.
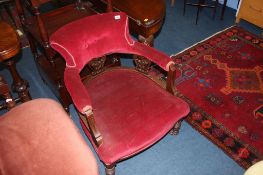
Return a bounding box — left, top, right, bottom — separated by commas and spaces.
236, 0, 263, 28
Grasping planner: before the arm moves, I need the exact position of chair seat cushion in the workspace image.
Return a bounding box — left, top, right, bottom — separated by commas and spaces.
81, 68, 189, 165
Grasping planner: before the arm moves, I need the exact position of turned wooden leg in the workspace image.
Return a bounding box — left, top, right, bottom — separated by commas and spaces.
105, 165, 115, 175
0, 75, 16, 110
5, 59, 31, 102
169, 120, 182, 136
26, 32, 39, 59
171, 0, 175, 7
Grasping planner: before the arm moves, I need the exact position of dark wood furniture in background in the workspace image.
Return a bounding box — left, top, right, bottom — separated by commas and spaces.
0, 20, 31, 109
0, 75, 16, 110
170, 0, 238, 21
87, 0, 166, 46
183, 0, 219, 24
15, 0, 99, 111
171, 0, 175, 7
15, 0, 166, 111
0, 0, 18, 28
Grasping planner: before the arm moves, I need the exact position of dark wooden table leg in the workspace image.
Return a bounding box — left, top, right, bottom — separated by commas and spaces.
138, 35, 154, 47
3, 3, 18, 29
1, 21, 31, 105
220, 0, 227, 20
171, 0, 175, 7
5, 59, 31, 102
0, 75, 16, 110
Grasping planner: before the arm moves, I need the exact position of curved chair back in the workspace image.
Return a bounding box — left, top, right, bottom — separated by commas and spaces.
50, 12, 172, 71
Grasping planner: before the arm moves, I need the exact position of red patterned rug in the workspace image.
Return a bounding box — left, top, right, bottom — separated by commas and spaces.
171, 26, 263, 169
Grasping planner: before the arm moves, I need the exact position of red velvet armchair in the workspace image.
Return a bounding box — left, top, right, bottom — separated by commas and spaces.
50, 12, 190, 175
0, 99, 98, 175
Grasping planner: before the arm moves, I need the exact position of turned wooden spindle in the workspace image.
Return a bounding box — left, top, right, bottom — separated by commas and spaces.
0, 75, 16, 110
106, 0, 113, 12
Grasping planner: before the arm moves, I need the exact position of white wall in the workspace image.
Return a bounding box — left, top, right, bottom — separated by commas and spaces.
218, 0, 239, 10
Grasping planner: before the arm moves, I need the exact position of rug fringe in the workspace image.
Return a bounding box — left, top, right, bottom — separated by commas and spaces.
170, 25, 236, 57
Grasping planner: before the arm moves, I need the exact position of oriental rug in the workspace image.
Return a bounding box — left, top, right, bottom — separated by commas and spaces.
171, 26, 263, 169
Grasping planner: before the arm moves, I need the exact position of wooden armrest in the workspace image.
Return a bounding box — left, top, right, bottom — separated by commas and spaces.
166, 63, 176, 95
64, 68, 102, 146
64, 68, 93, 113
84, 110, 102, 147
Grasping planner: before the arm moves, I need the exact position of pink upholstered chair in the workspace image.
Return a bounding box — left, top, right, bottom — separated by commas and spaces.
0, 98, 98, 175
50, 12, 190, 175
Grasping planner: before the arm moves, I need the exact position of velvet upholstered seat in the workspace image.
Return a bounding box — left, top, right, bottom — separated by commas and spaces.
0, 99, 98, 175
50, 12, 190, 175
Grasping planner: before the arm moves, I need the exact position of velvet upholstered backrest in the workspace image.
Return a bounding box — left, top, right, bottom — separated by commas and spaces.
50, 12, 174, 72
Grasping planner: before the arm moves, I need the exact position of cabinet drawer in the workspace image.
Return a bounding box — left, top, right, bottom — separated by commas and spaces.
237, 0, 263, 28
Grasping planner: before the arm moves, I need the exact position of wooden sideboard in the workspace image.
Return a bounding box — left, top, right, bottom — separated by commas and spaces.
236, 0, 263, 28
88, 0, 166, 46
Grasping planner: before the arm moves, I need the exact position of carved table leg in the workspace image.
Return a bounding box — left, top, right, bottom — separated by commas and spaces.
0, 75, 16, 110
169, 120, 182, 136
138, 34, 154, 47
171, 0, 175, 7
5, 59, 31, 102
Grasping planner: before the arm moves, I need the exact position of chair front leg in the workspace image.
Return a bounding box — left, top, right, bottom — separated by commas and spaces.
169, 120, 182, 136
105, 164, 116, 175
